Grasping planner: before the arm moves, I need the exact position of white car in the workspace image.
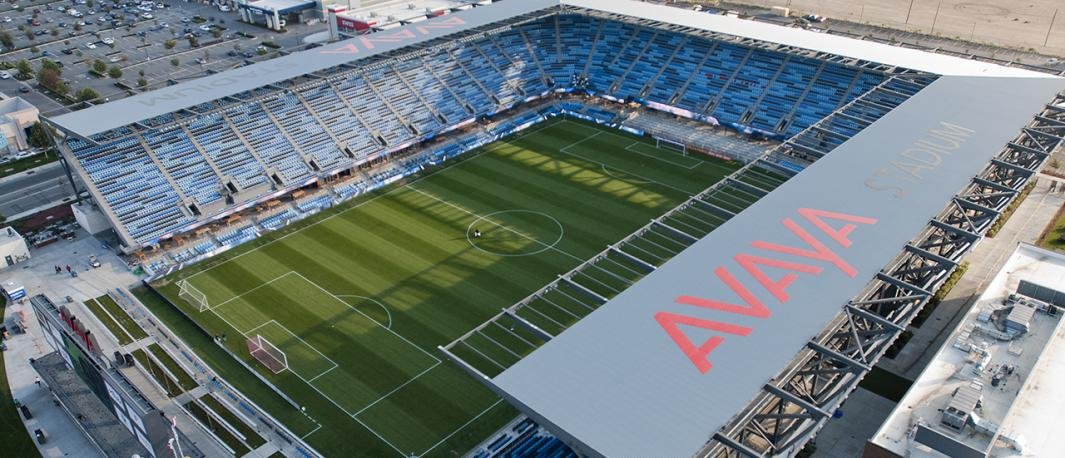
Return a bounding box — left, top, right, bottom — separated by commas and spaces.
218, 5, 230, 12
141, 12, 152, 19
2, 17, 10, 23
102, 37, 114, 44
85, 42, 97, 49
199, 24, 211, 31
0, 71, 10, 80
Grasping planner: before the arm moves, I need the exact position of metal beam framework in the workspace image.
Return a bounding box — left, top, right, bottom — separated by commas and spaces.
703, 91, 1065, 458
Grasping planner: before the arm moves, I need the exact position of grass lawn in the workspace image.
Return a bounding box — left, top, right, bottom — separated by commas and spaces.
149, 119, 749, 456
1039, 203, 1065, 251
184, 399, 251, 456
131, 348, 185, 397
83, 298, 133, 345
95, 294, 148, 340
0, 153, 57, 180
0, 303, 40, 458
199, 395, 266, 448
147, 343, 198, 391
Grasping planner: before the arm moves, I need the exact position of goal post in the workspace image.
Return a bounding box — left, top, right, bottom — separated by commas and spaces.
247, 334, 288, 375
656, 137, 688, 156
178, 280, 209, 312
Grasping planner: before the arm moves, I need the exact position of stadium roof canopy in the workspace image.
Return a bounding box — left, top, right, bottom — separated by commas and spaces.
488, 75, 1065, 457
49, 0, 1047, 139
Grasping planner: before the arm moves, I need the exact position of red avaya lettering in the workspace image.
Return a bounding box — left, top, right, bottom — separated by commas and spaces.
798, 208, 878, 248
319, 43, 360, 55
735, 254, 822, 303
754, 219, 858, 277
654, 311, 752, 373
676, 266, 771, 317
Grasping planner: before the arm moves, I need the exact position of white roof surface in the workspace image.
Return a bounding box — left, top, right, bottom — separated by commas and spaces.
870, 243, 1065, 457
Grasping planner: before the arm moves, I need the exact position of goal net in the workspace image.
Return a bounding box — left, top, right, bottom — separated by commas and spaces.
247, 335, 288, 374
656, 138, 688, 155
178, 280, 209, 312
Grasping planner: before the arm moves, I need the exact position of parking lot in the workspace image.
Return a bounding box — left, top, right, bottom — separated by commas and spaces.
0, 0, 325, 115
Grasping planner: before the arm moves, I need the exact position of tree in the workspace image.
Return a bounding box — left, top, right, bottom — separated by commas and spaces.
108, 66, 121, 79
37, 67, 67, 95
86, 0, 94, 7
138, 69, 145, 77
29, 46, 38, 54
15, 60, 32, 79
40, 59, 61, 76
0, 31, 13, 50
212, 29, 222, 39
170, 58, 179, 67
137, 77, 147, 87
24, 29, 34, 41
187, 36, 198, 48
75, 87, 99, 102
92, 59, 106, 74
50, 28, 58, 37
74, 23, 82, 32
26, 122, 52, 149
164, 39, 176, 49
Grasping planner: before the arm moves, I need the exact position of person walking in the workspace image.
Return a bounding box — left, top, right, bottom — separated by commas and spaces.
34, 376, 41, 387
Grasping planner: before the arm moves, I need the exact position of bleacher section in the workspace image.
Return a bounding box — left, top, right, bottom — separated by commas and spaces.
470, 417, 576, 458
66, 12, 894, 248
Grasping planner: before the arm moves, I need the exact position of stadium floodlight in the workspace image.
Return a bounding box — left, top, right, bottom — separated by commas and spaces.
247, 334, 288, 375
656, 138, 688, 156
178, 280, 209, 313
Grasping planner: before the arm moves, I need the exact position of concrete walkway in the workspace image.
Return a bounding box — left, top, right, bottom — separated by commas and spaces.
3, 303, 97, 458
881, 176, 1065, 380
0, 231, 230, 458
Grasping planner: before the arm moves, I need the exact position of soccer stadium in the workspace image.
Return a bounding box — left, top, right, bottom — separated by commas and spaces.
39, 0, 1065, 456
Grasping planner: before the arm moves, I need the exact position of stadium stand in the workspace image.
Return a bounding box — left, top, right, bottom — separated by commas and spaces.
57, 11, 891, 251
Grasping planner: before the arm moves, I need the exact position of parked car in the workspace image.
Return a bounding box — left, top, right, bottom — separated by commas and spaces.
88, 255, 101, 268
102, 37, 114, 44
85, 42, 97, 49
0, 71, 10, 80
1, 17, 10, 23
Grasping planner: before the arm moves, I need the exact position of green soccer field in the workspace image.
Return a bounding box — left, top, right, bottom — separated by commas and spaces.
153, 118, 747, 456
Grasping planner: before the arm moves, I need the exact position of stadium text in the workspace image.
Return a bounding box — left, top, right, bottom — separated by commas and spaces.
656, 208, 877, 373
137, 61, 292, 107
864, 122, 974, 198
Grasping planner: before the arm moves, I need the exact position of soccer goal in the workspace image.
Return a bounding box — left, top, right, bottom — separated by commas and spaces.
247, 334, 288, 374
178, 280, 209, 312
656, 138, 688, 156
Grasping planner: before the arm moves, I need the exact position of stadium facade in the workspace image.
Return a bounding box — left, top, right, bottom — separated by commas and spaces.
44, 0, 1065, 456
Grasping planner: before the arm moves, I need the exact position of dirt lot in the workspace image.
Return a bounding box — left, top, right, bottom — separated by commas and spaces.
734, 0, 1065, 57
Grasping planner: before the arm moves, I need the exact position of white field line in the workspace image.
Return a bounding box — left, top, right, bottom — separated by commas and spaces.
353, 361, 442, 416
184, 118, 561, 283
204, 271, 296, 313
559, 118, 738, 175
623, 141, 702, 169
291, 271, 442, 365
307, 365, 338, 383
557, 130, 603, 155
335, 295, 393, 329
418, 399, 505, 457
405, 186, 584, 264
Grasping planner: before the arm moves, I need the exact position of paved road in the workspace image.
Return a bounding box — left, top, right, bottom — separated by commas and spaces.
0, 164, 77, 219
0, 78, 68, 117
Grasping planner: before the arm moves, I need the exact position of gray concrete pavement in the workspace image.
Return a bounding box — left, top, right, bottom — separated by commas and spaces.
813, 175, 1065, 457
0, 162, 76, 220
812, 388, 895, 458
881, 175, 1065, 380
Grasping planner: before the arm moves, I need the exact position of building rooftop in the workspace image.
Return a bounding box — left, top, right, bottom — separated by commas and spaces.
869, 243, 1065, 458
31, 352, 150, 458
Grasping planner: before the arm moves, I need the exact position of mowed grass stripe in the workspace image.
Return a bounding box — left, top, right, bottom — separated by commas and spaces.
159, 121, 746, 456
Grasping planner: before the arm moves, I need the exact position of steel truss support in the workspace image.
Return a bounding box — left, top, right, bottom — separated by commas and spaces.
704, 91, 1065, 457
